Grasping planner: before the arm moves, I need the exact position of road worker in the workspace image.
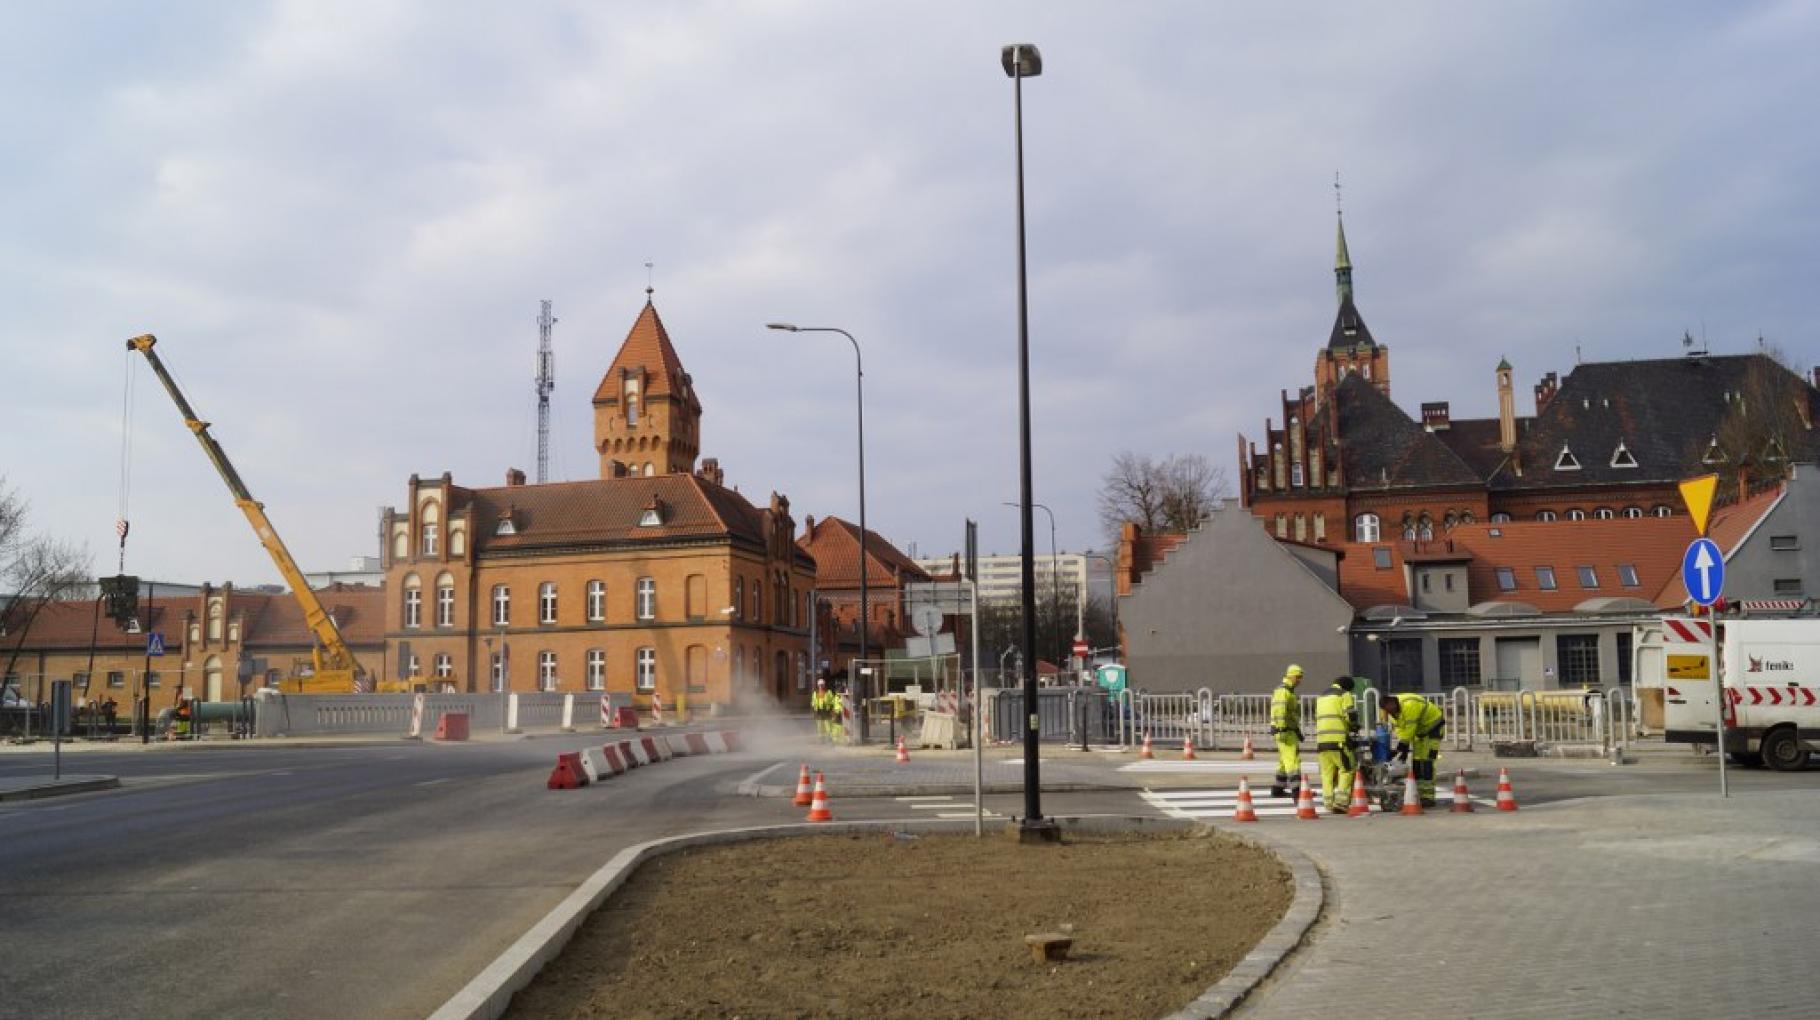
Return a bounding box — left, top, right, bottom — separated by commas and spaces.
1269, 665, 1304, 798
1314, 676, 1360, 813
173, 697, 193, 740
827, 684, 849, 744
1380, 694, 1445, 806
811, 679, 834, 741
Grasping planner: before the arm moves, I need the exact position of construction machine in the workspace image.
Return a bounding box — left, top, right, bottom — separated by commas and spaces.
127, 334, 397, 694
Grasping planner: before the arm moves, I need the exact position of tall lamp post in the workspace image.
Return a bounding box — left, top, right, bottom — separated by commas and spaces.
1003, 501, 1061, 665
1002, 41, 1054, 840
1083, 552, 1119, 657
766, 322, 870, 742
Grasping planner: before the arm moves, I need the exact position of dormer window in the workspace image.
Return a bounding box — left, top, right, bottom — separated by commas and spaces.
495, 518, 516, 536
1764, 438, 1788, 463
1702, 436, 1726, 464
1610, 441, 1637, 469
1554, 445, 1581, 471
639, 498, 665, 528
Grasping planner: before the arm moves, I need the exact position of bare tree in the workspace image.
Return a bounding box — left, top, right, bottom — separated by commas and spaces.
1097, 451, 1228, 545
1687, 345, 1814, 497
1, 479, 92, 685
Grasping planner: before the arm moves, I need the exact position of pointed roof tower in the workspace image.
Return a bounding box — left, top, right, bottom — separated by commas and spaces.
1328, 211, 1375, 349
593, 290, 704, 478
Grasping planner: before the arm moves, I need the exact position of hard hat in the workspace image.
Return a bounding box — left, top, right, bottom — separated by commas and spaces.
1285, 664, 1304, 680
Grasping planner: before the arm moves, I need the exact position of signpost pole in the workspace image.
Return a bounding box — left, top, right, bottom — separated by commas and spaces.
1678, 474, 1724, 799
1712, 618, 1727, 798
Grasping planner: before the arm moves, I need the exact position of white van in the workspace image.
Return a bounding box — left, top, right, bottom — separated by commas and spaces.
1661, 617, 1820, 771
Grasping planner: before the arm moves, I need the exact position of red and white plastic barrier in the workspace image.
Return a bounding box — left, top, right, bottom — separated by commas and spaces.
547, 730, 744, 790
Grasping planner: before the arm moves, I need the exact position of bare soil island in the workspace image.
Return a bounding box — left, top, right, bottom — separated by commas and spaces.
509, 831, 1292, 1020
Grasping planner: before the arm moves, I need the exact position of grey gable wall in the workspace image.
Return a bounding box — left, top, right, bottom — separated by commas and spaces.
1726, 464, 1820, 600
1122, 502, 1354, 694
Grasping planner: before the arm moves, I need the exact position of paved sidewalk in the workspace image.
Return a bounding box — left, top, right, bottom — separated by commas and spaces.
1231, 790, 1820, 1018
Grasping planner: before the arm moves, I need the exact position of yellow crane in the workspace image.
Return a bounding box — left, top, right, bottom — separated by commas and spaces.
127, 334, 389, 694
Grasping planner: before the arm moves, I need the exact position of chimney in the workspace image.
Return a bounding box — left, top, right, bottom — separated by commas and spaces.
1497, 360, 1516, 452
505, 467, 526, 487
1420, 401, 1451, 431
1533, 372, 1559, 414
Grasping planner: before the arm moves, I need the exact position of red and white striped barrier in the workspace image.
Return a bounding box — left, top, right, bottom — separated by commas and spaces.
548, 730, 743, 789
599, 744, 627, 776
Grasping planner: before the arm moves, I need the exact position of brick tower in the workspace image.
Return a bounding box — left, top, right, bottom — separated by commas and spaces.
593, 291, 703, 478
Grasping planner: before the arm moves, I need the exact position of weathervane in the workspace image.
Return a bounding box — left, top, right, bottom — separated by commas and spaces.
1334, 170, 1343, 217
644, 259, 654, 297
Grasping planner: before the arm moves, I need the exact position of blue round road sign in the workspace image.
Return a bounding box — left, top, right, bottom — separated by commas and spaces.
1681, 537, 1725, 607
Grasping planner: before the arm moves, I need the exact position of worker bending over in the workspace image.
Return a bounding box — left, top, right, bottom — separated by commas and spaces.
1314, 677, 1359, 813
1380, 694, 1445, 807
1269, 665, 1304, 798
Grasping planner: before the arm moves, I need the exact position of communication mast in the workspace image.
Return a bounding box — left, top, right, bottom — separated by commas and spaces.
535, 299, 556, 484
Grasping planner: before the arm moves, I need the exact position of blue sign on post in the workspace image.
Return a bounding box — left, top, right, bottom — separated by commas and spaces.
1682, 538, 1725, 607
146, 631, 166, 657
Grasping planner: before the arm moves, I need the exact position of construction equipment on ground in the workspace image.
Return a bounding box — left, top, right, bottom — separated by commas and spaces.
126, 334, 398, 694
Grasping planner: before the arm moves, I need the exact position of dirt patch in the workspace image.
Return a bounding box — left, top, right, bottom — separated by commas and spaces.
508, 830, 1292, 1020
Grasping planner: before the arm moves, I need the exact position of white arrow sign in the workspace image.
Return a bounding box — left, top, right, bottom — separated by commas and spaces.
1692, 543, 1716, 602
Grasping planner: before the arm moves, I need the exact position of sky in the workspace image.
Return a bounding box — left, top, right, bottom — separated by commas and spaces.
3, 1, 1817, 588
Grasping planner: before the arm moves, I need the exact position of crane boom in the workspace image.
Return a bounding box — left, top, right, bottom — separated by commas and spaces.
126, 334, 368, 691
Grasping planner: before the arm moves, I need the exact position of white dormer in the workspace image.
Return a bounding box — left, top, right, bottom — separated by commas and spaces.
1554, 444, 1581, 471
1702, 436, 1726, 465
1610, 441, 1637, 469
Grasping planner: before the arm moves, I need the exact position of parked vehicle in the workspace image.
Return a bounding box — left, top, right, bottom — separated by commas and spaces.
1661, 617, 1820, 771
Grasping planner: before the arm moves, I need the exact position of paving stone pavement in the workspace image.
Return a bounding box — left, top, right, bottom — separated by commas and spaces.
1233, 789, 1820, 1018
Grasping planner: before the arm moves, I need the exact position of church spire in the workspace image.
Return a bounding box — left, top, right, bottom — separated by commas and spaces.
1333, 172, 1353, 304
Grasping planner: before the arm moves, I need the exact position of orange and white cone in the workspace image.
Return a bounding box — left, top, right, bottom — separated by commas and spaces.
1451, 769, 1475, 813
1495, 767, 1520, 812
1232, 777, 1259, 822
806, 772, 833, 822
1400, 768, 1424, 816
1347, 769, 1371, 817
1182, 735, 1197, 761
792, 764, 814, 807
1240, 736, 1255, 761
1140, 734, 1154, 760
1295, 772, 1319, 820
895, 737, 910, 764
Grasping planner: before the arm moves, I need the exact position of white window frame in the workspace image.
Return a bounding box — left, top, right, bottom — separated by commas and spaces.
587, 580, 606, 622
1554, 445, 1581, 471
1623, 507, 1643, 519
490, 652, 505, 691
436, 584, 454, 627
406, 654, 420, 678
635, 647, 656, 692
586, 649, 605, 691
538, 650, 557, 691
492, 585, 510, 626
421, 522, 439, 556
434, 652, 452, 679
1593, 508, 1614, 520
636, 577, 656, 621
539, 582, 558, 625
404, 586, 422, 629
1611, 442, 1638, 469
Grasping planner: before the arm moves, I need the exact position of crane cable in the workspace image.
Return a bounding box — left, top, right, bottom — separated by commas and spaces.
116, 348, 136, 573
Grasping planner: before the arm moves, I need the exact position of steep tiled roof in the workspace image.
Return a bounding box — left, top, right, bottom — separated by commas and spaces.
4, 602, 181, 651
466, 474, 766, 552
1334, 374, 1481, 489
797, 516, 930, 589
1431, 417, 1519, 480
590, 299, 699, 409
4, 585, 385, 653
1493, 354, 1820, 490
1334, 516, 1698, 612
1328, 295, 1375, 349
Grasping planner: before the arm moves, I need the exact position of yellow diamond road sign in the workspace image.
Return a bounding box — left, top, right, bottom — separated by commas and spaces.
1678, 474, 1718, 536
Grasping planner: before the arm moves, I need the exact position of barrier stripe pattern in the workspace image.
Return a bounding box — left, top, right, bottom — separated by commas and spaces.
1664, 619, 1714, 643
549, 730, 744, 790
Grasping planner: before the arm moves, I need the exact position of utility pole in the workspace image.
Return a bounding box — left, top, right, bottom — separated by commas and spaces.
535, 300, 556, 484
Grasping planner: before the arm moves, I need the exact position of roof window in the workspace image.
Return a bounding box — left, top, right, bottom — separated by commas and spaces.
1373, 547, 1393, 570
639, 498, 666, 528
1554, 445, 1581, 471
1495, 567, 1517, 592
1617, 564, 1640, 587
1702, 437, 1726, 465
1576, 566, 1599, 589
1610, 441, 1637, 469
495, 518, 516, 536
1535, 566, 1558, 591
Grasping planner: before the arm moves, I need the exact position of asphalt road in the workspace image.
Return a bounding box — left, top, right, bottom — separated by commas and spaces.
4, 736, 1817, 1020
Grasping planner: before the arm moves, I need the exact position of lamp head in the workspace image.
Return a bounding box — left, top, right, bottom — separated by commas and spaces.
765, 322, 799, 332
1001, 44, 1043, 78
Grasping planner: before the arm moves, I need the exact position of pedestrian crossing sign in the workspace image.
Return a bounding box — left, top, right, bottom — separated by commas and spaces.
146, 631, 166, 657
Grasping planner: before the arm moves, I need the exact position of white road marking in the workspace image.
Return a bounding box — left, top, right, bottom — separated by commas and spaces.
896, 795, 1003, 820
893, 795, 952, 802
414, 778, 450, 787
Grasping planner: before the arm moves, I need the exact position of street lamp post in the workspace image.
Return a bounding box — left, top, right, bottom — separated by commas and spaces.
1003, 501, 1062, 666
1084, 552, 1119, 657
1001, 41, 1054, 840
767, 323, 870, 742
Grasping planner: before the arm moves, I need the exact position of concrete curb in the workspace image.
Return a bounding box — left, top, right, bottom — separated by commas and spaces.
0, 775, 121, 802
428, 814, 1324, 1020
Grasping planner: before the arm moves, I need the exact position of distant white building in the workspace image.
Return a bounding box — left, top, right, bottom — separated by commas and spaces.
303, 555, 385, 590
912, 551, 1099, 608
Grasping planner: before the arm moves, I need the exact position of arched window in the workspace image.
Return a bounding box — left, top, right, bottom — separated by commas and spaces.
491, 584, 510, 626
1623, 506, 1643, 519
1401, 513, 1417, 540
1460, 511, 1476, 525
207, 599, 223, 641
435, 573, 455, 627
1654, 505, 1674, 517
420, 502, 440, 556
1567, 508, 1586, 521
1417, 514, 1434, 540
1593, 507, 1615, 520
1538, 510, 1558, 522
1491, 513, 1511, 524
1354, 513, 1380, 543
403, 574, 422, 629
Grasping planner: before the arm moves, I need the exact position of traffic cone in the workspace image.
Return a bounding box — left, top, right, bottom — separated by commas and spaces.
806, 772, 833, 822
1451, 769, 1475, 813
1232, 777, 1259, 822
1240, 736, 1255, 760
895, 737, 910, 764
1400, 768, 1424, 816
1182, 735, 1197, 761
792, 764, 814, 807
1347, 769, 1371, 817
1295, 772, 1319, 820
1495, 767, 1520, 812
1140, 734, 1154, 760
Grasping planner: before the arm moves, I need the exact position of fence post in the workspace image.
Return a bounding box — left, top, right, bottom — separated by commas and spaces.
1450, 687, 1471, 751
560, 693, 575, 732
506, 693, 521, 734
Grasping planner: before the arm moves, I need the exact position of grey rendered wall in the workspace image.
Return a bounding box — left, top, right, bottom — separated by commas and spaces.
1726, 465, 1820, 600
1122, 503, 1354, 694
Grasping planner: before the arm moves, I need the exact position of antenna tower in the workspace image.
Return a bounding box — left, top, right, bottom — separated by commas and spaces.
535, 299, 557, 484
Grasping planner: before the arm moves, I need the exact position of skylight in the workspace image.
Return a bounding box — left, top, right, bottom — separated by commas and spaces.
1495, 567, 1517, 592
